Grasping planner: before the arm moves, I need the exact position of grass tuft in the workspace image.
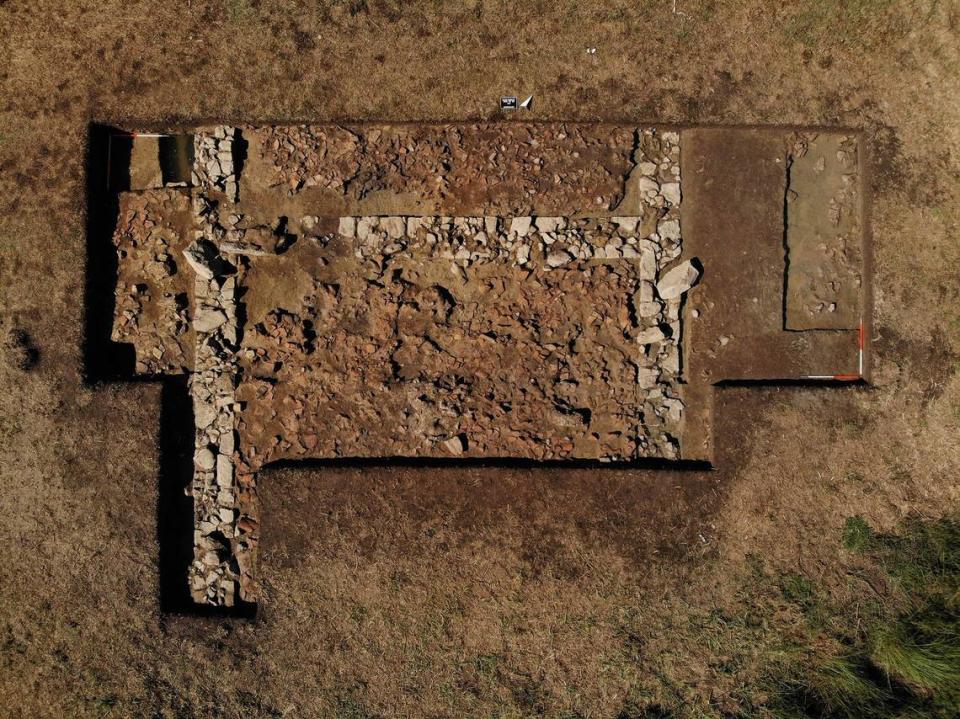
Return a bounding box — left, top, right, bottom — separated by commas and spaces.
787, 655, 886, 718
843, 515, 874, 553
767, 514, 960, 718
780, 572, 816, 606
871, 608, 960, 693
333, 695, 379, 719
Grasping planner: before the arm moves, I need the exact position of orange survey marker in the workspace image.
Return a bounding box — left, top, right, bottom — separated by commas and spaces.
807, 319, 865, 381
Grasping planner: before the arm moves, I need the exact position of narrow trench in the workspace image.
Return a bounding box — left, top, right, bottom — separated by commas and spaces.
265, 455, 713, 471
158, 135, 194, 185
781, 149, 794, 330
157, 376, 195, 612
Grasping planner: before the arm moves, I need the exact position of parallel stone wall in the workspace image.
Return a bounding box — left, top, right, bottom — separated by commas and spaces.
186, 264, 241, 605
192, 126, 239, 202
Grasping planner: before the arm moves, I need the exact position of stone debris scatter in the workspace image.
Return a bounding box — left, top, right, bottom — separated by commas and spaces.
186, 243, 242, 606
235, 213, 694, 472
111, 124, 699, 607
657, 260, 701, 300
784, 132, 862, 330
110, 189, 194, 374
253, 123, 638, 215
336, 214, 679, 266
183, 193, 258, 606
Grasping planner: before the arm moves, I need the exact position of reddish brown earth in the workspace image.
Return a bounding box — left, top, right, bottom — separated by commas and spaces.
680, 128, 866, 457
248, 123, 637, 215
785, 132, 863, 331
110, 189, 195, 375
237, 236, 668, 464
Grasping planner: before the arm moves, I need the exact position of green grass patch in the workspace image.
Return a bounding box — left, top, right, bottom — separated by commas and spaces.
473, 652, 500, 677
871, 606, 960, 693
842, 516, 873, 552
224, 0, 257, 24
780, 573, 816, 606
333, 695, 379, 719
773, 654, 888, 719
767, 513, 960, 718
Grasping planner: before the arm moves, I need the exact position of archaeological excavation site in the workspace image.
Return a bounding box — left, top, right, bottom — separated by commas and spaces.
89, 122, 870, 610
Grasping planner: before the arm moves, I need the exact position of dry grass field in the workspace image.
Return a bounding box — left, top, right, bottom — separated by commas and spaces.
1, 1, 959, 717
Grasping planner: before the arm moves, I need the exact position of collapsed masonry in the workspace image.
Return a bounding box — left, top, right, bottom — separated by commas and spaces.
106, 123, 866, 607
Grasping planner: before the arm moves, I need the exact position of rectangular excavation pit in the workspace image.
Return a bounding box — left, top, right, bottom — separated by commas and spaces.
93, 122, 870, 608
784, 132, 863, 330
234, 215, 688, 466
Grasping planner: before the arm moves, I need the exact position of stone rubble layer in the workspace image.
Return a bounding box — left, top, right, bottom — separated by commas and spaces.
234, 213, 696, 477
250, 123, 640, 215
185, 193, 248, 606
110, 189, 195, 374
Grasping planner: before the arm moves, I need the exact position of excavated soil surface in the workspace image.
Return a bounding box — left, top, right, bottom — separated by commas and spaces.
105, 122, 866, 607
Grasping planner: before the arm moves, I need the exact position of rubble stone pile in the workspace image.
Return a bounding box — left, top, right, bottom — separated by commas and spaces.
110, 189, 194, 374
185, 242, 242, 606
233, 214, 699, 473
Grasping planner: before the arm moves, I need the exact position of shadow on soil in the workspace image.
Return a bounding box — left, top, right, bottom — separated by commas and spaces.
157, 376, 198, 613
84, 123, 136, 382
84, 124, 240, 616
268, 456, 713, 471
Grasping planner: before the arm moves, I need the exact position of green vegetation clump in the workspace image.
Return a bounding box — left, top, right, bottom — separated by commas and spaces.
769, 515, 960, 718
842, 516, 873, 552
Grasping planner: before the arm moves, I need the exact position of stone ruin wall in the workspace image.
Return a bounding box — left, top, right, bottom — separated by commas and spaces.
111, 124, 698, 606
